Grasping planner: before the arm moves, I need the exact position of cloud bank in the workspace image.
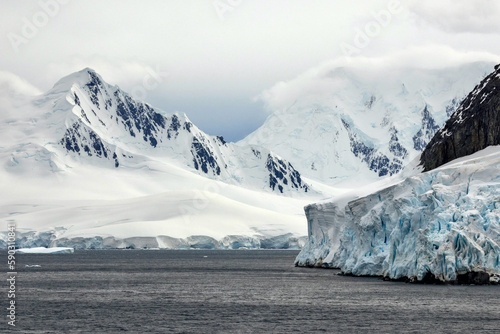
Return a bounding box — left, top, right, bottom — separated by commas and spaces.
257, 46, 500, 112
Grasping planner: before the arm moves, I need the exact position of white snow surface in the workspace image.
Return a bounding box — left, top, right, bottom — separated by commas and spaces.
296, 146, 500, 282
241, 62, 495, 187
17, 247, 74, 254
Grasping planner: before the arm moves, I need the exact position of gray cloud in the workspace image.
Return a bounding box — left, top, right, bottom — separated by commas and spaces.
257, 47, 500, 113
0, 70, 41, 96
1, 1, 499, 141
408, 0, 500, 34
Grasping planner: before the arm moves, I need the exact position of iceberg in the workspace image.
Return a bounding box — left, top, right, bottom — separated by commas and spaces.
17, 247, 74, 254
296, 146, 500, 283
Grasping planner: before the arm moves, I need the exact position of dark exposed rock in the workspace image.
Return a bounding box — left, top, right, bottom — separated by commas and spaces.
456, 271, 490, 285
112, 152, 119, 168
414, 272, 444, 284
380, 271, 493, 285
389, 127, 408, 159
167, 114, 180, 139
113, 91, 166, 147
86, 71, 103, 108
183, 121, 192, 133
412, 105, 440, 151
60, 121, 110, 159
265, 154, 308, 193
420, 64, 500, 171
191, 137, 221, 176
216, 136, 226, 145
341, 119, 403, 177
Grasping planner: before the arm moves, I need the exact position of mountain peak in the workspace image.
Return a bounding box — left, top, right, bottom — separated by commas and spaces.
48, 68, 103, 94
17, 68, 313, 196
80, 67, 97, 73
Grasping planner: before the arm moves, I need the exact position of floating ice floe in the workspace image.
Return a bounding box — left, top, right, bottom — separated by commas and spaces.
17, 247, 74, 254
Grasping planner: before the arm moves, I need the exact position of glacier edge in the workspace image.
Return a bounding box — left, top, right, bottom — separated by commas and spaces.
295, 146, 500, 283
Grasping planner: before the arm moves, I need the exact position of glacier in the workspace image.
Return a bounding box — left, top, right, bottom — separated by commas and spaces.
4, 232, 307, 251
296, 146, 500, 283
0, 174, 315, 250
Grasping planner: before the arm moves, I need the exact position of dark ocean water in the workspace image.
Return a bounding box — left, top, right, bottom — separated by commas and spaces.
3, 250, 500, 333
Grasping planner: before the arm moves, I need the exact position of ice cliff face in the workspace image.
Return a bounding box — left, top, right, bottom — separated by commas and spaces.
5, 231, 307, 251
296, 147, 500, 283
296, 64, 500, 283
5, 68, 309, 194
241, 62, 494, 186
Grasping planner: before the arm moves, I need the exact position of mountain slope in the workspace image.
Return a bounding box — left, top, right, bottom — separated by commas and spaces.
3, 68, 310, 195
421, 64, 500, 171
241, 62, 495, 186
1, 163, 314, 249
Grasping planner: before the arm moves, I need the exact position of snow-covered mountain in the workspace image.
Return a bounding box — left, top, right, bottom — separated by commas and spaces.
241, 62, 495, 186
296, 64, 500, 284
0, 69, 324, 249
4, 68, 309, 195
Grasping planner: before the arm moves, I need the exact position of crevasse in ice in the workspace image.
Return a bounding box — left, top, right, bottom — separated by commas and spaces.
296, 147, 500, 282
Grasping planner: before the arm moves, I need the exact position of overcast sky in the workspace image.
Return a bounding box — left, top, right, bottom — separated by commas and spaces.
1, 0, 500, 141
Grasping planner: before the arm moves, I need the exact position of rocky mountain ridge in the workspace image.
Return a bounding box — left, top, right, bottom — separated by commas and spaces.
5, 68, 310, 195
421, 64, 500, 171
